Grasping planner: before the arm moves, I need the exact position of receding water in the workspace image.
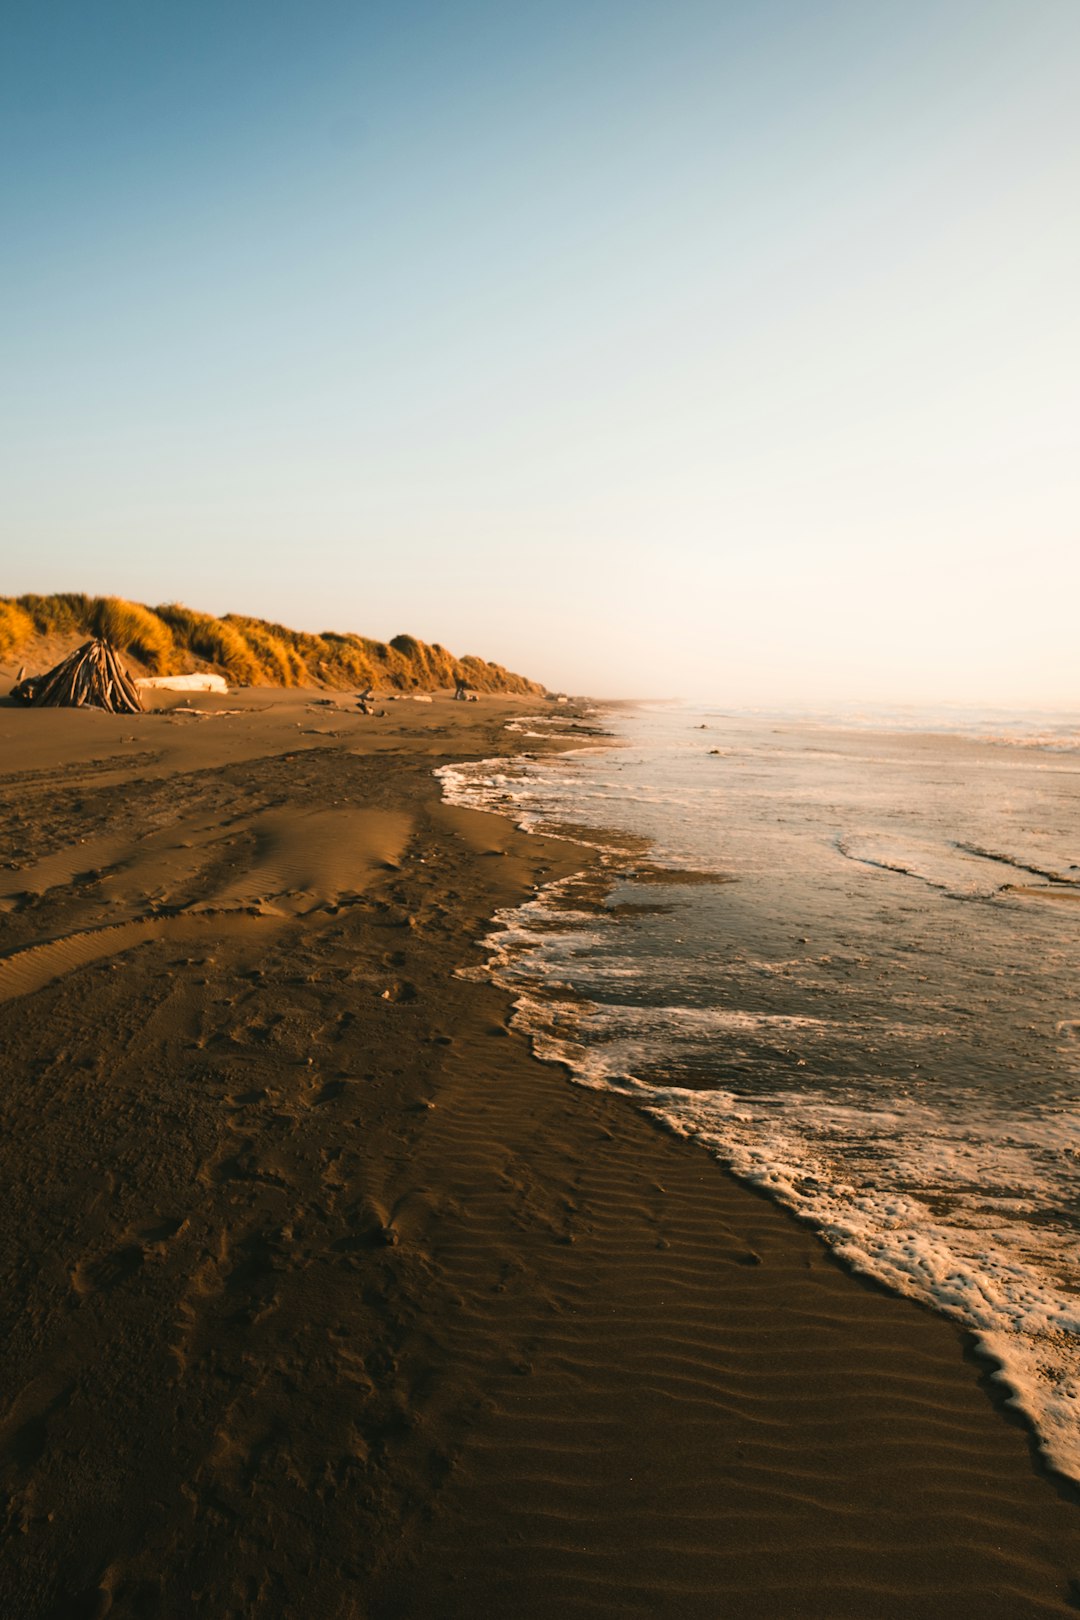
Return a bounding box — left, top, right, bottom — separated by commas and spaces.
439, 703, 1080, 1482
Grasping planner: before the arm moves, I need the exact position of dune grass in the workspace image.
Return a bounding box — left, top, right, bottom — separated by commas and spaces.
155, 605, 264, 686
0, 599, 35, 658
17, 592, 96, 637
6, 592, 544, 694
91, 597, 175, 673
224, 619, 307, 687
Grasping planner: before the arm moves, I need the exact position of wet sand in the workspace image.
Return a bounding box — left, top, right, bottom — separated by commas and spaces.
1, 687, 1078, 1618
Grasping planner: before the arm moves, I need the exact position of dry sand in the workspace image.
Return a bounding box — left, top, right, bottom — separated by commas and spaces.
0, 686, 1078, 1619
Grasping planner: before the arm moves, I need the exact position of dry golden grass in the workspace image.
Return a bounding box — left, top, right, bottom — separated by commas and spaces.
225, 619, 306, 687
0, 600, 35, 658
390, 634, 462, 689
91, 597, 175, 673
459, 653, 535, 693
6, 592, 544, 694
309, 631, 380, 690
16, 593, 95, 636
155, 605, 263, 686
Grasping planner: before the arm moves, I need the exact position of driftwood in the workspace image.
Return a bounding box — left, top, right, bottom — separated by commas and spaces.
11, 638, 144, 714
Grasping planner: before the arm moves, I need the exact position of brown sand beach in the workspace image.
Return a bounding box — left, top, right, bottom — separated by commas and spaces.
2, 684, 1079, 1619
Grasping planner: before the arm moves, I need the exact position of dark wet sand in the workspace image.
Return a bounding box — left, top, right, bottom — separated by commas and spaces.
1, 688, 1078, 1618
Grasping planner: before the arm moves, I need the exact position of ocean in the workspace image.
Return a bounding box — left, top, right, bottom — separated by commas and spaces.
439, 702, 1080, 1482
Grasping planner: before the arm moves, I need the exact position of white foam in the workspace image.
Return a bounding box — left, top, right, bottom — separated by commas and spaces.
437, 710, 1080, 1484
466, 872, 1080, 1484
511, 975, 1080, 1481
435, 754, 628, 851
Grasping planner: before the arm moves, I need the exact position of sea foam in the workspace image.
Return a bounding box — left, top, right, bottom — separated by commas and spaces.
440, 705, 1080, 1483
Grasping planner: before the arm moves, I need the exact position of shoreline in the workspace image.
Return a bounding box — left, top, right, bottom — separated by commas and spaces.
458, 702, 1080, 1498
1, 689, 1079, 1616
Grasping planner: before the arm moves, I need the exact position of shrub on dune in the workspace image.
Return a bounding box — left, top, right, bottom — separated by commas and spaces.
366, 639, 412, 687
16, 592, 95, 637
390, 633, 462, 689
224, 616, 306, 686
0, 599, 35, 658
389, 633, 426, 682
235, 617, 323, 684
427, 641, 464, 688
156, 603, 262, 685
90, 597, 175, 672
459, 655, 504, 693
10, 592, 177, 673
458, 654, 539, 695
315, 632, 379, 690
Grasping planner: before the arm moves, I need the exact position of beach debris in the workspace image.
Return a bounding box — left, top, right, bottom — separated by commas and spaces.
166, 707, 246, 719
137, 672, 228, 694
11, 638, 143, 713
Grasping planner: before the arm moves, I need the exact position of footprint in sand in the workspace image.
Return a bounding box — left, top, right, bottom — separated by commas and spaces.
135, 1215, 187, 1246
3, 1379, 75, 1475
380, 981, 418, 1003
225, 1088, 269, 1110
70, 1215, 188, 1297
70, 1245, 144, 1297
313, 1079, 350, 1105
334, 1195, 399, 1252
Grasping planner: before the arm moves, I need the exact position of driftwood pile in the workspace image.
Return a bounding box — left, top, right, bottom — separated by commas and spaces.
11, 638, 143, 714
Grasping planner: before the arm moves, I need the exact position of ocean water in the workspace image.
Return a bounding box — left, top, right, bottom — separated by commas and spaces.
438, 703, 1080, 1482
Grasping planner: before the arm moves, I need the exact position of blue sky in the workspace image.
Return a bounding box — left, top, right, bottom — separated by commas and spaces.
3, 1, 1077, 701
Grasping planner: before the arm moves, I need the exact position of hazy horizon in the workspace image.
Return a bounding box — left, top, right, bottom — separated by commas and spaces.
3, 1, 1077, 707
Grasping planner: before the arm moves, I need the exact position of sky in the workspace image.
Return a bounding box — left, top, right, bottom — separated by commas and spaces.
2, 0, 1077, 704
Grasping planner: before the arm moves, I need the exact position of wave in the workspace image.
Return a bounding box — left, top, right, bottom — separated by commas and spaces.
835, 832, 1079, 900
954, 841, 1080, 888
480, 891, 1080, 1487
439, 709, 1080, 1486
